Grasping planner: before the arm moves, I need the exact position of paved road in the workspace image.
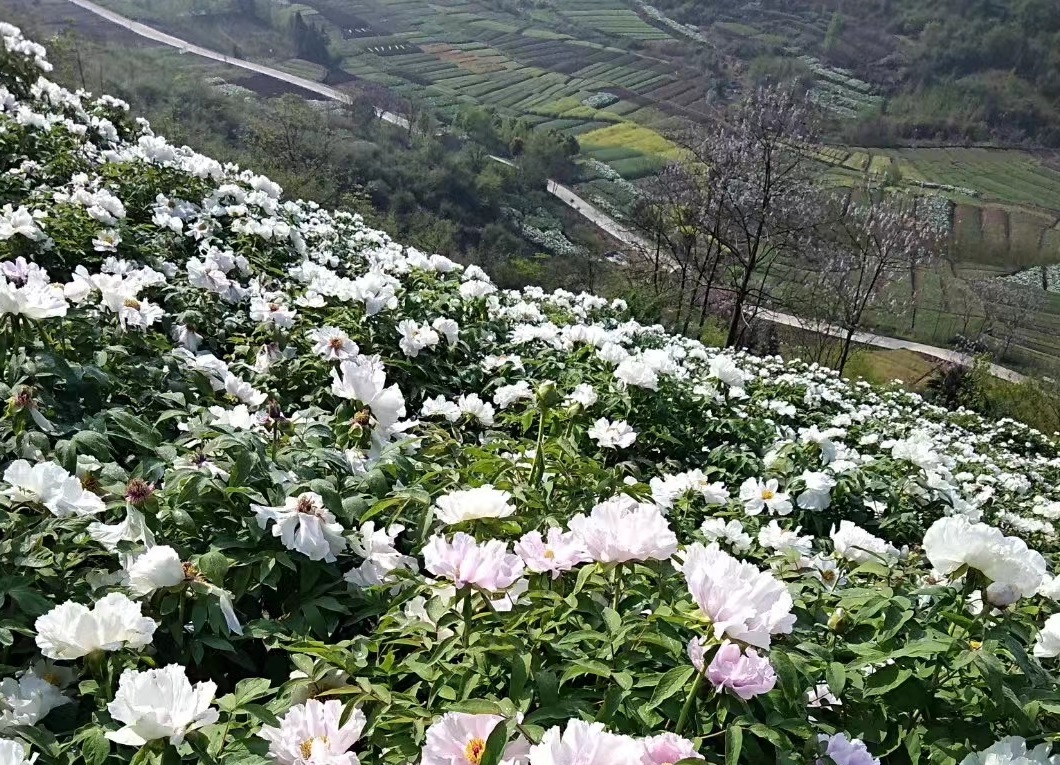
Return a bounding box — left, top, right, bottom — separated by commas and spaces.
63, 0, 1027, 384
62, 0, 411, 128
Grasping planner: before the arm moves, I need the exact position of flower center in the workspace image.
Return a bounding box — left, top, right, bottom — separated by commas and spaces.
822, 569, 836, 583
123, 298, 140, 310
42, 672, 61, 686
299, 736, 329, 760
761, 489, 775, 500
329, 337, 345, 350
295, 496, 323, 517
464, 738, 487, 765
969, 640, 983, 650
544, 549, 556, 560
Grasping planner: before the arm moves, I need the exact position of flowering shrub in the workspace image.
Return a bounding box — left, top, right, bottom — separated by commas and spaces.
2, 24, 1060, 765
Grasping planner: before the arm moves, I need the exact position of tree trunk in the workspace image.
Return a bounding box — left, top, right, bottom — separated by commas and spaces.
726, 266, 754, 347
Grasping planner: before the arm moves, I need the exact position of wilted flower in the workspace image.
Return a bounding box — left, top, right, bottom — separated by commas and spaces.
258, 699, 367, 765
422, 532, 524, 593
679, 542, 795, 648
107, 665, 218, 746
35, 592, 157, 660
705, 640, 777, 699
434, 486, 516, 525
253, 492, 347, 563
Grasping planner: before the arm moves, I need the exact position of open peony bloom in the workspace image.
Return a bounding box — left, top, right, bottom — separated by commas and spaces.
829, 521, 898, 564
514, 528, 591, 579
258, 698, 367, 765
434, 486, 516, 525
679, 542, 795, 649
1034, 613, 1060, 659
567, 496, 677, 564
959, 737, 1060, 765
34, 592, 157, 660
640, 733, 702, 764
106, 665, 218, 746
421, 712, 528, 765
705, 640, 777, 700
422, 532, 524, 593
330, 355, 406, 434
253, 492, 347, 563
0, 739, 36, 765
2, 459, 105, 517
124, 545, 185, 596
586, 418, 637, 449
819, 734, 880, 765
528, 719, 643, 765
922, 516, 1046, 600
738, 477, 792, 516
0, 669, 71, 730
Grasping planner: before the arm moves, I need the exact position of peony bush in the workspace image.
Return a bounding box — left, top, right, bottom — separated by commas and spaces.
1, 23, 1060, 765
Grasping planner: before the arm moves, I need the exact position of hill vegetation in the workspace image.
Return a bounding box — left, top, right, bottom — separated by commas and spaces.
3, 23, 1060, 765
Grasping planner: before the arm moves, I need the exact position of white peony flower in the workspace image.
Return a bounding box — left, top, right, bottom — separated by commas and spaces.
258, 698, 367, 765
1033, 614, 1060, 659
106, 665, 218, 746
700, 518, 752, 553
124, 545, 186, 596
960, 737, 1060, 765
35, 592, 157, 660
421, 712, 528, 765
796, 471, 836, 510
0, 669, 70, 730
586, 418, 637, 449
309, 326, 359, 361
922, 516, 1046, 600
527, 719, 643, 765
679, 542, 795, 649
253, 492, 347, 563
829, 521, 897, 564
0, 739, 36, 765
434, 486, 516, 525
738, 477, 792, 516
2, 459, 105, 517
568, 495, 677, 563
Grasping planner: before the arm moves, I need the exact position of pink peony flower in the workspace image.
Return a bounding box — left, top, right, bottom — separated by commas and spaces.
422, 532, 524, 593
705, 640, 777, 700
421, 712, 528, 765
514, 528, 590, 579
640, 732, 702, 764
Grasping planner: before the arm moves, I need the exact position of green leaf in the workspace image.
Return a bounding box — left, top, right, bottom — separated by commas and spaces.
81, 729, 110, 765
197, 551, 231, 585
108, 409, 162, 448
825, 662, 846, 697
480, 719, 512, 765
647, 666, 695, 710
448, 699, 504, 716
725, 726, 743, 765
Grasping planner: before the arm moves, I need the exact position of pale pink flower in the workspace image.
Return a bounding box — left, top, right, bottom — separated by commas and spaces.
640, 733, 702, 765
514, 528, 590, 579
528, 720, 642, 765
422, 533, 524, 593
421, 712, 528, 765
568, 496, 677, 564
705, 640, 777, 700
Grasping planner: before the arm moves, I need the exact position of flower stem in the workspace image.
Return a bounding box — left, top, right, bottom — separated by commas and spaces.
529, 410, 548, 484
675, 672, 703, 736
462, 588, 473, 650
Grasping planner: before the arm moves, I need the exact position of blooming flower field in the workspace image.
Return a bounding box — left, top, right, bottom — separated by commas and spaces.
2, 25, 1060, 765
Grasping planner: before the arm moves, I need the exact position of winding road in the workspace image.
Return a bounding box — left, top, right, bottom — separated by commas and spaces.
59, 0, 1026, 384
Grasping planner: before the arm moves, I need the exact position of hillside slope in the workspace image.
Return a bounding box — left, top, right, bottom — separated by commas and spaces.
1, 23, 1060, 765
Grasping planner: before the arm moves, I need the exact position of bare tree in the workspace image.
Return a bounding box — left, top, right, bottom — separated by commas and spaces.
790, 191, 946, 373
684, 83, 825, 347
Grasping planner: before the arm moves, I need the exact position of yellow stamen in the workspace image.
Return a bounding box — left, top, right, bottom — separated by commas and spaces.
299, 736, 329, 760
969, 640, 983, 650
761, 489, 775, 500
544, 549, 556, 560
465, 738, 486, 765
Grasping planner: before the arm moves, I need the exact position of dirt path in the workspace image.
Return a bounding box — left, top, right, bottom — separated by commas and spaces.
62, 0, 1027, 384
